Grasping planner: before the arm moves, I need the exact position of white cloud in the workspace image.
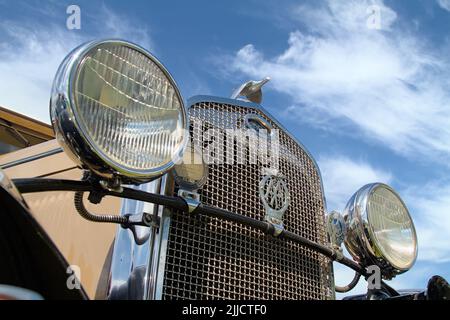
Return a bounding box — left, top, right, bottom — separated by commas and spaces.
0, 5, 153, 123
437, 0, 450, 12
95, 5, 153, 51
403, 183, 450, 263
0, 25, 82, 123
293, 0, 398, 34
223, 0, 450, 163
318, 155, 392, 210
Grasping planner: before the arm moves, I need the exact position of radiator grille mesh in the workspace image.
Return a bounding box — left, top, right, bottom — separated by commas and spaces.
162, 101, 333, 299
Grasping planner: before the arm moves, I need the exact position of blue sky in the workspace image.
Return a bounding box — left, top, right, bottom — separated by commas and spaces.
1, 0, 449, 297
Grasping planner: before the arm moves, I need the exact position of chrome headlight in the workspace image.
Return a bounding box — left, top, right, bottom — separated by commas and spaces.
172, 146, 208, 191
50, 39, 188, 184
343, 183, 418, 278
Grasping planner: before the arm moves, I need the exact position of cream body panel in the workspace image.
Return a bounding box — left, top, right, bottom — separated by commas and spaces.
0, 140, 120, 299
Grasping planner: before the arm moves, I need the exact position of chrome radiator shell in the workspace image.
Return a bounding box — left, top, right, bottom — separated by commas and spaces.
107, 96, 334, 300
160, 96, 334, 300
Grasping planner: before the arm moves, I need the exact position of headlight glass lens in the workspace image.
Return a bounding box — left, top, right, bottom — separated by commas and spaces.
367, 185, 417, 270
73, 42, 185, 174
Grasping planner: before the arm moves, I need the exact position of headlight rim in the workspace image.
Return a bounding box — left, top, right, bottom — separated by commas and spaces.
50, 39, 189, 183
343, 182, 418, 278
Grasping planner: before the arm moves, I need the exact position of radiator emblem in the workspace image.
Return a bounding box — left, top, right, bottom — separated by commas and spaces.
259, 173, 290, 235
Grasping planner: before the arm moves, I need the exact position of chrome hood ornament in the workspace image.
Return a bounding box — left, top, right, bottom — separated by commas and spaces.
231, 77, 270, 104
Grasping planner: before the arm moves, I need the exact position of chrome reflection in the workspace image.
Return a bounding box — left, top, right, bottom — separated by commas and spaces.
107, 177, 164, 299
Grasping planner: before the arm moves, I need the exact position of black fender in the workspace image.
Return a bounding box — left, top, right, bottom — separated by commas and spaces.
0, 177, 88, 300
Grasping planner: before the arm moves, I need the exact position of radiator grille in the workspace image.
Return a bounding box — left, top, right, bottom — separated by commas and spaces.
162, 100, 333, 299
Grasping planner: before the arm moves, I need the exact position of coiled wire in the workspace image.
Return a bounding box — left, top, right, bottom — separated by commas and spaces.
73, 172, 128, 225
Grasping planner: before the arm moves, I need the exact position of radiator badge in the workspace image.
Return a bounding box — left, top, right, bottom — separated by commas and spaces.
259, 171, 290, 236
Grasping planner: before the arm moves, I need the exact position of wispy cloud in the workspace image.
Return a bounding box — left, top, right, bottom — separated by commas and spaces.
221, 0, 450, 163
93, 5, 153, 51
0, 23, 82, 122
403, 182, 450, 263
0, 4, 153, 123
318, 155, 392, 210
437, 0, 450, 12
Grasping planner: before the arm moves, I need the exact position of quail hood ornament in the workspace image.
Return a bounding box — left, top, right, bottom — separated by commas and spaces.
231, 77, 270, 104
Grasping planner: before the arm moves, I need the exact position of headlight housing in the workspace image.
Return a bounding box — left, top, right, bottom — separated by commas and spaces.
50, 39, 188, 184
343, 183, 418, 279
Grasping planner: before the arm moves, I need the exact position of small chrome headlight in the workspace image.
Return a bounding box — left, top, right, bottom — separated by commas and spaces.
172, 146, 208, 191
50, 39, 188, 184
343, 183, 418, 279
326, 210, 347, 249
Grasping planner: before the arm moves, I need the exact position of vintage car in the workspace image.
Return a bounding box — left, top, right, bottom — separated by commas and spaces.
0, 39, 448, 300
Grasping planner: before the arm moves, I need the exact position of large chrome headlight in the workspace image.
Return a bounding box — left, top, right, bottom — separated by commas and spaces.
50, 39, 188, 184
343, 183, 418, 279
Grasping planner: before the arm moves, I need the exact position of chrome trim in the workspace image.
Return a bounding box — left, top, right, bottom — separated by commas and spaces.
343, 183, 418, 279
107, 174, 174, 300
151, 175, 174, 300
0, 169, 27, 207
244, 113, 274, 136
153, 209, 171, 300
0, 285, 44, 300
50, 39, 189, 184
0, 148, 63, 169
107, 178, 162, 299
